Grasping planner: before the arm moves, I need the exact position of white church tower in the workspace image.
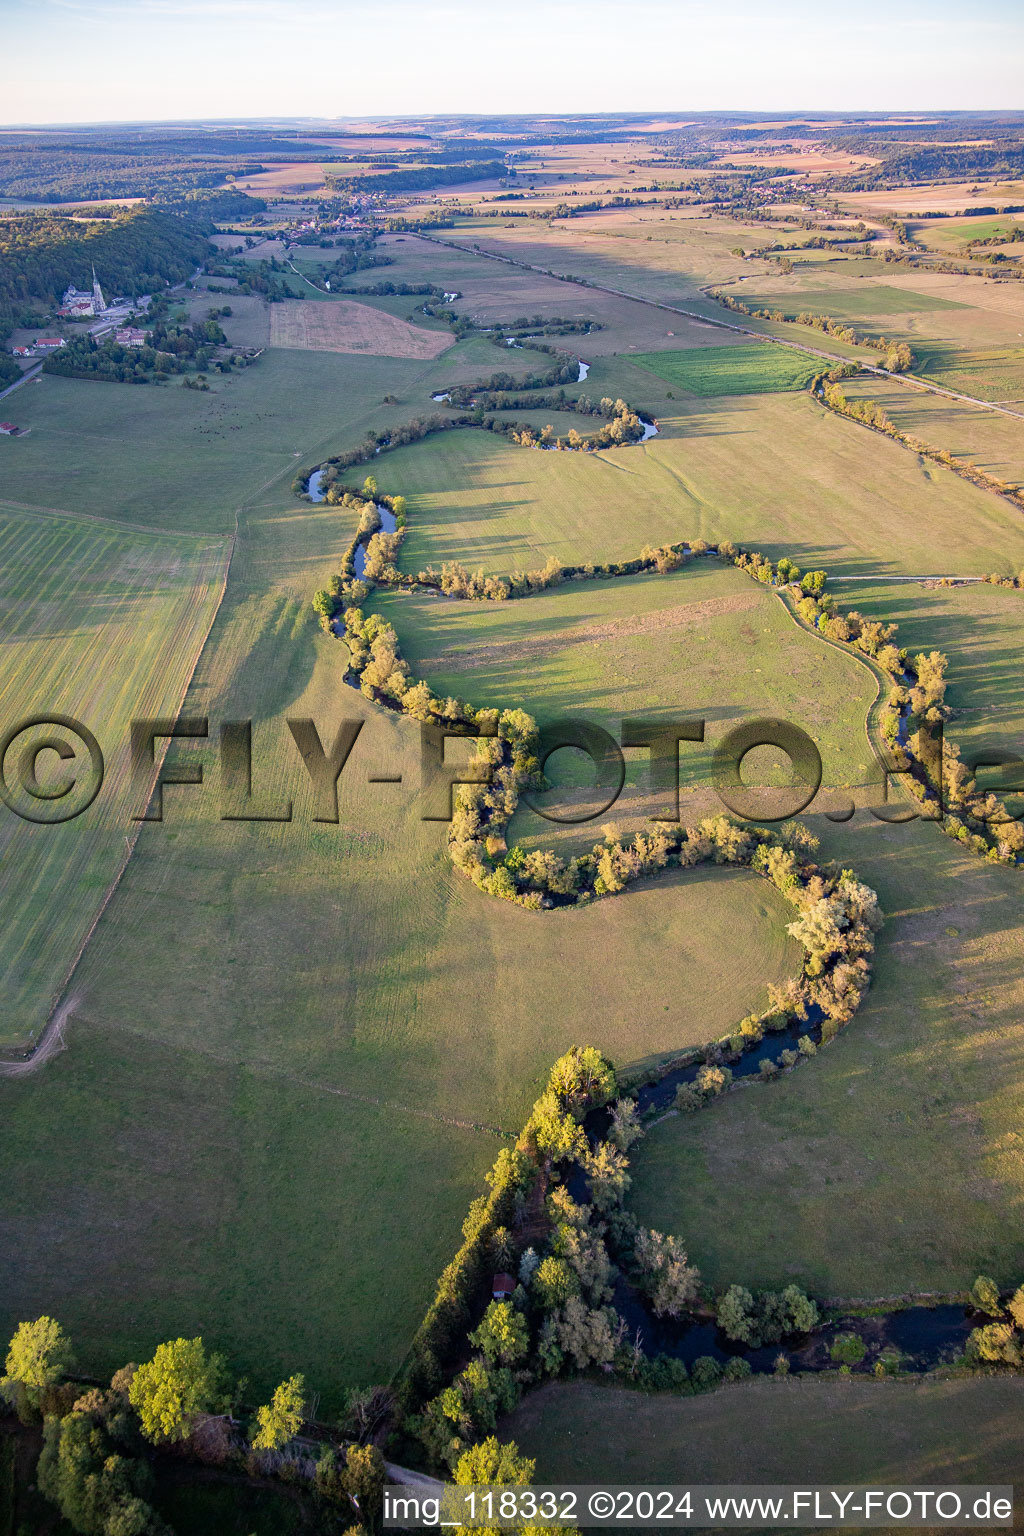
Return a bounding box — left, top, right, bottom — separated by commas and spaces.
91, 265, 106, 314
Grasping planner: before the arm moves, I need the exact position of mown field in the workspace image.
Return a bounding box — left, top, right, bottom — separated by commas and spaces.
504, 1377, 1024, 1484
633, 342, 821, 395
0, 508, 229, 1049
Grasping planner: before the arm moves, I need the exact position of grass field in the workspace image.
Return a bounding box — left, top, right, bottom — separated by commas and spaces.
269, 297, 454, 357
0, 425, 807, 1403
0, 342, 493, 535
626, 806, 1024, 1300
7, 200, 1024, 1430
0, 508, 229, 1049
359, 403, 1024, 582
368, 562, 877, 806
837, 377, 1024, 484
633, 343, 821, 396
503, 1377, 1024, 1484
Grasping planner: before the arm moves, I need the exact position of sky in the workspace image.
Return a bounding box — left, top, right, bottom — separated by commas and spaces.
2, 0, 1023, 125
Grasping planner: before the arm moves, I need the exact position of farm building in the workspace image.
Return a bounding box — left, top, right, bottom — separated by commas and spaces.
0, 423, 20, 436
492, 1273, 516, 1301
11, 346, 32, 358
34, 337, 66, 351
114, 327, 150, 347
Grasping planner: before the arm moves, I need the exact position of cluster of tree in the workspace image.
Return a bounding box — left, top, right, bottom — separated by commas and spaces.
204, 256, 294, 302
494, 315, 602, 337
716, 1285, 820, 1346
443, 352, 581, 407
965, 1274, 1024, 1368
42, 318, 238, 385
1, 1317, 387, 1535
340, 280, 441, 297
323, 238, 392, 288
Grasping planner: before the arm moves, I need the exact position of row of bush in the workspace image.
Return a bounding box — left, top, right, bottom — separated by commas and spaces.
816, 375, 1024, 513
711, 289, 915, 371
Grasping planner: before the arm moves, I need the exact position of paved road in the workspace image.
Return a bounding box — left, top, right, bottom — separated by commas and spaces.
0, 362, 42, 403
414, 234, 1024, 425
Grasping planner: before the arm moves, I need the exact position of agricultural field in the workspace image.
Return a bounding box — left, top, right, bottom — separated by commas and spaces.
268, 296, 454, 357
365, 399, 1024, 581
633, 342, 821, 395
0, 507, 230, 1049
504, 1377, 1024, 1483
7, 105, 1024, 1506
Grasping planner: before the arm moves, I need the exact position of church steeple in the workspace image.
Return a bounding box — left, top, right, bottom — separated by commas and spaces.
91, 265, 105, 313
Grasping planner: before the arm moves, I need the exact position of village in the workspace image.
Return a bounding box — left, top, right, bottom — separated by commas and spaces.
8, 265, 151, 362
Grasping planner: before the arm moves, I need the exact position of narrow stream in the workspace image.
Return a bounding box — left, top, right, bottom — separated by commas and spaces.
570, 1018, 978, 1376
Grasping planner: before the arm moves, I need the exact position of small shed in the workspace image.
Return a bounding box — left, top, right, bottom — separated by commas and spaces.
492, 1273, 516, 1302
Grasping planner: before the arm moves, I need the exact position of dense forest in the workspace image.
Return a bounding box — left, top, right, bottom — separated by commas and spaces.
837, 140, 1024, 189
0, 203, 219, 363
0, 207, 211, 310
328, 160, 507, 194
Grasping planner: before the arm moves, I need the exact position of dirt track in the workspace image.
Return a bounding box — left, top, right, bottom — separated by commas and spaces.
0, 992, 77, 1077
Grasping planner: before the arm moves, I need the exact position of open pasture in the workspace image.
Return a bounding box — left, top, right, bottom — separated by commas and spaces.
504, 1377, 1024, 1484
0, 508, 229, 1049
364, 398, 1024, 582
268, 296, 454, 358
367, 562, 876, 800
0, 344, 473, 535
634, 342, 820, 395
